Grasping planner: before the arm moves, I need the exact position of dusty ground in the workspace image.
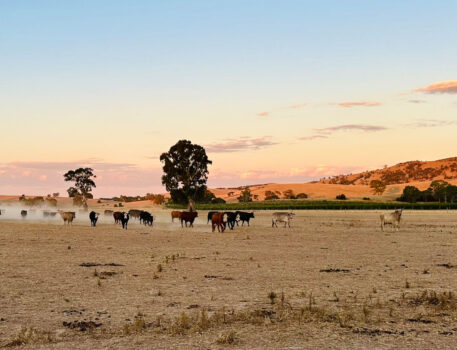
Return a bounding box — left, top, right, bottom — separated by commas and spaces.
1, 209, 457, 349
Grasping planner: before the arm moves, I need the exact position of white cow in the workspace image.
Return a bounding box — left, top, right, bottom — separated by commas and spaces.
380, 209, 402, 231
272, 212, 295, 228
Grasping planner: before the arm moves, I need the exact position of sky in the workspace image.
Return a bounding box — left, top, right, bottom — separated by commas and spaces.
0, 0, 456, 197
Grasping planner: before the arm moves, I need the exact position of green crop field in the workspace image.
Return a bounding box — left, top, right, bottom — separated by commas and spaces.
166, 200, 457, 211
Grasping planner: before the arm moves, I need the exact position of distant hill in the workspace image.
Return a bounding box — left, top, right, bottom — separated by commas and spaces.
318, 157, 457, 185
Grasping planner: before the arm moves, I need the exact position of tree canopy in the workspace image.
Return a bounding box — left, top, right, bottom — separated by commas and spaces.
160, 140, 212, 204
63, 167, 96, 207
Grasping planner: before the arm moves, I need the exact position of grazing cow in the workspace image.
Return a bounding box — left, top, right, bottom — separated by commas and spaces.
272, 212, 295, 228
113, 211, 123, 224
180, 211, 198, 227
21, 210, 27, 218
224, 212, 238, 230
104, 210, 114, 216
236, 211, 255, 226
211, 212, 227, 233
43, 210, 50, 218
380, 209, 403, 232
207, 211, 218, 224
128, 209, 142, 220
171, 211, 182, 222
89, 211, 99, 227
140, 211, 154, 226
120, 212, 129, 229
59, 211, 76, 225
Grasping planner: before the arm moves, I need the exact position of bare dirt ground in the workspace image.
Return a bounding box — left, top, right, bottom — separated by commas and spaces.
1, 209, 457, 349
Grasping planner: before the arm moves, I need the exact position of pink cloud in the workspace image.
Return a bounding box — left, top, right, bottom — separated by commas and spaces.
338, 101, 380, 108
414, 80, 457, 94
205, 136, 277, 153
256, 111, 269, 117
300, 124, 388, 141
0, 160, 164, 197
288, 103, 307, 109
208, 165, 364, 187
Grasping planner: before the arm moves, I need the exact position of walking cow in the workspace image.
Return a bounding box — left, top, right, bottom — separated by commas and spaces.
236, 211, 255, 226
272, 212, 295, 228
211, 212, 227, 232
89, 211, 99, 227
180, 211, 198, 227
380, 209, 402, 232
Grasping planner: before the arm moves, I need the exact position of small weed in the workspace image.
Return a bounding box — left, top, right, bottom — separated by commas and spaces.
268, 291, 277, 304
216, 330, 237, 344
157, 264, 163, 273
405, 280, 410, 289
6, 327, 53, 347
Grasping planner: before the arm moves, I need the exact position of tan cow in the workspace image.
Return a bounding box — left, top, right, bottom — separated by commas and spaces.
171, 211, 182, 222
380, 209, 402, 231
59, 211, 76, 225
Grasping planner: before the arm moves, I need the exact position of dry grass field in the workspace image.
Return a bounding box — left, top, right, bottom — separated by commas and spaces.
1, 209, 457, 349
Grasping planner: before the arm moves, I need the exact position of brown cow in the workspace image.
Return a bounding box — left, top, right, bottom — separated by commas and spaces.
59, 211, 76, 225
171, 211, 182, 222
180, 211, 198, 227
113, 211, 123, 224
211, 212, 227, 233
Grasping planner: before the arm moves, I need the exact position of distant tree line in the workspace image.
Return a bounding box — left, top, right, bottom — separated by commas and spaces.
398, 180, 457, 203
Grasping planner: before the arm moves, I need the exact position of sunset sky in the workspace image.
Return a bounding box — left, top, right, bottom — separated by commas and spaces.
1, 1, 456, 197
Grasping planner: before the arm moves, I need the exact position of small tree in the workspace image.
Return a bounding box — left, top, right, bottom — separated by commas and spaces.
370, 180, 386, 195
336, 194, 347, 200
237, 187, 253, 202
282, 189, 296, 199
63, 168, 96, 209
296, 193, 308, 199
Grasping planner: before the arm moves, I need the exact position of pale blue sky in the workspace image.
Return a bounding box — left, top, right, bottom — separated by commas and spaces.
0, 1, 456, 196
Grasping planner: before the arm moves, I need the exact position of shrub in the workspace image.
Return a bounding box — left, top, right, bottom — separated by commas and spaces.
336, 194, 347, 200
296, 193, 308, 199
237, 188, 253, 202
211, 197, 226, 204
264, 190, 280, 200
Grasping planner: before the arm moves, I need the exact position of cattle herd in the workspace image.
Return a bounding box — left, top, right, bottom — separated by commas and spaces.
0, 207, 405, 231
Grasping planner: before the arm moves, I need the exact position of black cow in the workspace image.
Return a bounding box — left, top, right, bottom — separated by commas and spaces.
21, 210, 27, 218
207, 211, 217, 224
120, 212, 129, 229
140, 211, 153, 226
236, 211, 255, 226
224, 212, 238, 230
89, 211, 99, 227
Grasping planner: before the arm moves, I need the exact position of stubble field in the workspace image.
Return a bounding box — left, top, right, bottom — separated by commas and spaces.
1, 210, 457, 349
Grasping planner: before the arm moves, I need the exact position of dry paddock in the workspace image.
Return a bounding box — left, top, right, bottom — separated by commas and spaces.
0, 210, 456, 349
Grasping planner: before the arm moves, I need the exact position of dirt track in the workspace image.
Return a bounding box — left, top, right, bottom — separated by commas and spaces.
1, 210, 457, 349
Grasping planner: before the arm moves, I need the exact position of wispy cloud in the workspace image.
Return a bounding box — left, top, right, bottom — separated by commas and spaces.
288, 103, 307, 109
300, 124, 388, 141
338, 101, 381, 108
414, 80, 457, 94
205, 136, 277, 153
298, 135, 329, 141
256, 102, 307, 117
406, 119, 457, 128
408, 99, 426, 104
315, 124, 388, 133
